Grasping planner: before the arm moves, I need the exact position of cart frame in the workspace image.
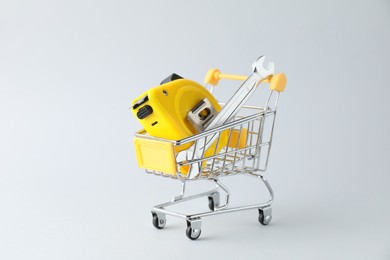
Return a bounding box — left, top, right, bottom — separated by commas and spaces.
134, 71, 285, 240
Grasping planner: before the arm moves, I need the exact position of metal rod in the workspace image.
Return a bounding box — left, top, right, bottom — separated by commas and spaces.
179, 143, 270, 166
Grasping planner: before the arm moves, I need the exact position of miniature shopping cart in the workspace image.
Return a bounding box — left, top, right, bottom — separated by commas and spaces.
133, 67, 286, 240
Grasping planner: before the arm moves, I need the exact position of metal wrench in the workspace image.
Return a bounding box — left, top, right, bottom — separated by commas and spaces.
178, 56, 275, 178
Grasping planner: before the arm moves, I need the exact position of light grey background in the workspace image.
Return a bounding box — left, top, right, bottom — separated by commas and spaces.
1, 0, 389, 259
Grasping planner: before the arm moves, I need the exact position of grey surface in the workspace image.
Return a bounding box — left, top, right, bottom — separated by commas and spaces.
1, 0, 390, 259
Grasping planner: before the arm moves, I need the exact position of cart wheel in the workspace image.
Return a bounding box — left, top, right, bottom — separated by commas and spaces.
152, 212, 166, 229
207, 192, 220, 211
258, 208, 272, 225
186, 221, 201, 240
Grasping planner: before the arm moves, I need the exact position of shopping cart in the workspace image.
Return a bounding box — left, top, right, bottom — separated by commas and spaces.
133, 67, 286, 240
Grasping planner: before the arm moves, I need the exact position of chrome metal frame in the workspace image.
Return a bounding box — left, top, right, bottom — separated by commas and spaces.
137, 88, 281, 239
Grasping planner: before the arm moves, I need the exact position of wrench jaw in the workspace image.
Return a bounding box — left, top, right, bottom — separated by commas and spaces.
252, 56, 275, 78
252, 56, 263, 72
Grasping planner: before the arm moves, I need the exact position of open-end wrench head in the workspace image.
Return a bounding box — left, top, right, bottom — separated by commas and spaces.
252, 56, 275, 77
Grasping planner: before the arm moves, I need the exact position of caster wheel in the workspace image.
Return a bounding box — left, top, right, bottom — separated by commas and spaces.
152, 212, 166, 229
186, 221, 201, 240
258, 208, 272, 225
207, 192, 220, 211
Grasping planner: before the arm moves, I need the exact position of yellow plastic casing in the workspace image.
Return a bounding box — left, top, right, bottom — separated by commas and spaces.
131, 79, 221, 147
228, 128, 248, 149
269, 73, 287, 92
132, 79, 229, 175
204, 69, 287, 93
204, 69, 248, 86
134, 131, 177, 175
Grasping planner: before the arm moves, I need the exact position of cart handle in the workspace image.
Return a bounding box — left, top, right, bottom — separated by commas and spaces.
204, 68, 286, 92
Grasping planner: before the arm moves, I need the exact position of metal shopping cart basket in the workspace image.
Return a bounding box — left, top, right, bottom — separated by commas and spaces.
133, 65, 287, 240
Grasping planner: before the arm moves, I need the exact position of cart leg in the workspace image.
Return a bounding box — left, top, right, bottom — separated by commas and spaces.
209, 178, 230, 210
186, 218, 202, 240
258, 174, 274, 203
251, 173, 274, 225
172, 181, 186, 202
